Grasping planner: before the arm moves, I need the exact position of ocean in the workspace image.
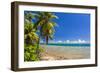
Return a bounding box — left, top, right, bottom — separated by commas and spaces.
46, 43, 90, 47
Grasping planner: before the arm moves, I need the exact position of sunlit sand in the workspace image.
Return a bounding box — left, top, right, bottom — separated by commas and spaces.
40, 45, 90, 60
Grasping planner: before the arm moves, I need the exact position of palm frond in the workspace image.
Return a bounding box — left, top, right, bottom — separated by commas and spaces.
50, 15, 59, 19
25, 12, 35, 22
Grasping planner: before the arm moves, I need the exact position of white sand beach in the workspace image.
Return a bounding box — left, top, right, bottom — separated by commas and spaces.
40, 45, 90, 60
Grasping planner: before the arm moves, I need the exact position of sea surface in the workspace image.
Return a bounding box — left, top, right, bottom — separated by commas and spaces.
46, 43, 90, 47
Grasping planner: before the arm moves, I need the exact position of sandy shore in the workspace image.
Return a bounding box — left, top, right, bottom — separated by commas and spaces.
40, 45, 90, 61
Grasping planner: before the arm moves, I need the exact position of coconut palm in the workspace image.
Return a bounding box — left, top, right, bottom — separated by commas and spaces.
41, 22, 57, 44
34, 12, 58, 44
24, 12, 38, 44
24, 11, 58, 61
24, 29, 39, 44
24, 12, 41, 61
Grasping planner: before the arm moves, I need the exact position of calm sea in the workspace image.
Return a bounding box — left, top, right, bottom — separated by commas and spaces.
46, 43, 90, 47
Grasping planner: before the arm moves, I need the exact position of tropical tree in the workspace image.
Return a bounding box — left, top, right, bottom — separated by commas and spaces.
24, 11, 58, 61
41, 22, 57, 44
24, 12, 38, 44
34, 12, 58, 44
24, 12, 43, 61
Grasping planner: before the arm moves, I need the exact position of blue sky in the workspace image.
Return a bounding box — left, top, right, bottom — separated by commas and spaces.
53, 12, 90, 42
25, 11, 90, 42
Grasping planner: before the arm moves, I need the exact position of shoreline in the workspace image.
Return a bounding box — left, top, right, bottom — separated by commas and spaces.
40, 45, 90, 61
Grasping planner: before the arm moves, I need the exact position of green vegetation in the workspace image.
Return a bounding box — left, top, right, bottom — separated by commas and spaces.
33, 12, 58, 44
24, 12, 58, 61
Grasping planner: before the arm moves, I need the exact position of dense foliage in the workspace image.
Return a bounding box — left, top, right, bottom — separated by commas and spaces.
24, 12, 58, 61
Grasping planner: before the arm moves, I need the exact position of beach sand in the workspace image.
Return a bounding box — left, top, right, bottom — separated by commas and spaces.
40, 45, 90, 61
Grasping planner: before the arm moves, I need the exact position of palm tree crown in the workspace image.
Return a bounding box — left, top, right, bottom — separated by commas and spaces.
34, 12, 58, 44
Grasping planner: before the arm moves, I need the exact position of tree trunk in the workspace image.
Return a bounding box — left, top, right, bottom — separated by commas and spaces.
46, 36, 48, 45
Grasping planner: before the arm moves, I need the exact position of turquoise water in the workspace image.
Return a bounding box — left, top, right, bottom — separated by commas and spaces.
46, 43, 90, 47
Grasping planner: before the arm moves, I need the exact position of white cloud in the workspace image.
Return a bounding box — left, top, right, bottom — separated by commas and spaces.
65, 40, 70, 43
77, 39, 87, 43
57, 40, 62, 43
64, 39, 89, 44
44, 39, 89, 44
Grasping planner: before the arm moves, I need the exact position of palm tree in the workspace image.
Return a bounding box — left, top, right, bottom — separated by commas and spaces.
34, 12, 58, 44
24, 28, 39, 44
24, 12, 39, 44
24, 12, 41, 61
41, 22, 57, 44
